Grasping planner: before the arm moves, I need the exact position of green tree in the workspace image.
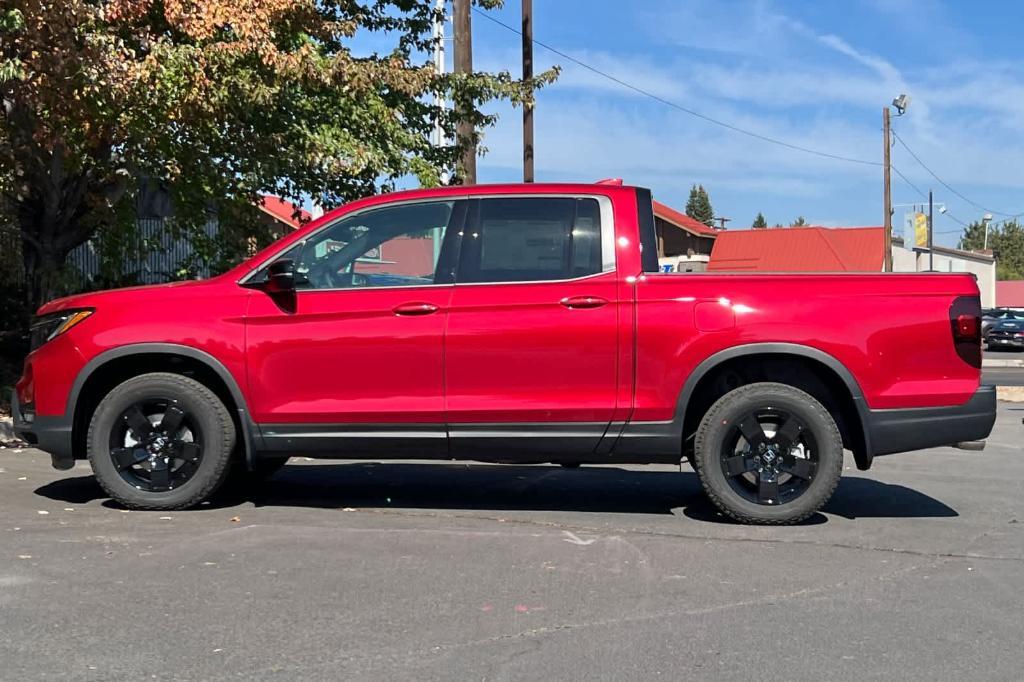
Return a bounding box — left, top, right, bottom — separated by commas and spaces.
752, 212, 767, 229
685, 184, 715, 227
957, 221, 989, 252
791, 216, 807, 227
993, 220, 1024, 280
1, 0, 555, 311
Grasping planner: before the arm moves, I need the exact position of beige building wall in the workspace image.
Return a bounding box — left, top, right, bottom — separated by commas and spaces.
892, 244, 996, 307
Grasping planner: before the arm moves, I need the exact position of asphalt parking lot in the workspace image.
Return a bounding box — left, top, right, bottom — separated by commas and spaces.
2, 403, 1022, 681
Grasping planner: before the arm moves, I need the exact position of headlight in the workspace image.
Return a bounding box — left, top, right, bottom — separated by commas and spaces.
29, 309, 93, 351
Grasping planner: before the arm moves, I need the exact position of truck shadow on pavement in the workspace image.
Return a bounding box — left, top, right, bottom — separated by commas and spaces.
35, 462, 957, 525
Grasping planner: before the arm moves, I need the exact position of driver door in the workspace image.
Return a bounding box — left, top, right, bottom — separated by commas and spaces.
245, 199, 465, 457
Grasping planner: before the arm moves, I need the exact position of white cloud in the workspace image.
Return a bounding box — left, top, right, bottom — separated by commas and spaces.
469, 0, 1024, 229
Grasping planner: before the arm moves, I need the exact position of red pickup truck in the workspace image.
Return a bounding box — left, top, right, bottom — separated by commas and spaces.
13, 183, 996, 524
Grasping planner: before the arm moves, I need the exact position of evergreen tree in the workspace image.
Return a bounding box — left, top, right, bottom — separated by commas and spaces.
993, 220, 1024, 280
685, 184, 715, 227
752, 212, 767, 229
791, 216, 808, 227
958, 219, 1024, 280
958, 221, 988, 252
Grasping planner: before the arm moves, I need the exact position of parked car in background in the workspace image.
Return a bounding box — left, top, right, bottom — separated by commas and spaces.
12, 182, 996, 525
982, 308, 1022, 342
986, 317, 1024, 350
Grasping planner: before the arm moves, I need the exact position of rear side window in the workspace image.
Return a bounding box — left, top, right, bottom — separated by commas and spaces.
458, 197, 604, 283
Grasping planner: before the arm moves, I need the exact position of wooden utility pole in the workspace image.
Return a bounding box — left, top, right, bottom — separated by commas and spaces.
522, 0, 534, 182
453, 0, 476, 185
883, 106, 892, 271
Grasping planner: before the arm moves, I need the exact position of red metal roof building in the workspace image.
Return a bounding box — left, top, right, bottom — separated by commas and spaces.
996, 281, 1024, 307
708, 226, 885, 272
652, 200, 719, 237
257, 194, 312, 229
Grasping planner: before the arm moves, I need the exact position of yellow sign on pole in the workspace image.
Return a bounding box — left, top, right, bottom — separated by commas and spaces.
914, 212, 928, 248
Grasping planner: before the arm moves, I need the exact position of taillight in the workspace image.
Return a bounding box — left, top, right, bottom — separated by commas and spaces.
949, 296, 981, 368
954, 314, 979, 341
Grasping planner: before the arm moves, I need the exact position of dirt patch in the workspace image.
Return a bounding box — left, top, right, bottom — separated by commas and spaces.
997, 386, 1024, 403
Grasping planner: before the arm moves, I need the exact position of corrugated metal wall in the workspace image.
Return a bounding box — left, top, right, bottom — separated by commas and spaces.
67, 218, 219, 284
1, 218, 219, 287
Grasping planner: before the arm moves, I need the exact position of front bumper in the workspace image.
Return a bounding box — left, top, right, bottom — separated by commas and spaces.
863, 385, 997, 459
10, 390, 75, 470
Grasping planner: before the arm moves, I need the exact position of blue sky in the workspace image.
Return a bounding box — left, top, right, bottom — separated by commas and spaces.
446, 0, 1024, 246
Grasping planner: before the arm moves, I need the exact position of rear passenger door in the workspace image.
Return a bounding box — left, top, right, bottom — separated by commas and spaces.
444, 195, 621, 457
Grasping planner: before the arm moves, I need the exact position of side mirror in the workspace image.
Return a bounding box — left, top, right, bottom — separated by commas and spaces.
264, 258, 296, 294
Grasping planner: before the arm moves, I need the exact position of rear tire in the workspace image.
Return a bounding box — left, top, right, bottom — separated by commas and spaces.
693, 382, 843, 525
87, 373, 236, 510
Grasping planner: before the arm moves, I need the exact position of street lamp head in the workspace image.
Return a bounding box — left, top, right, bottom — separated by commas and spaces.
938, 206, 947, 214
892, 94, 911, 115
983, 213, 993, 222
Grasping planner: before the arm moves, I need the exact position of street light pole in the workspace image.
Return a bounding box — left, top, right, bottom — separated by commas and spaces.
883, 106, 892, 272
928, 189, 934, 271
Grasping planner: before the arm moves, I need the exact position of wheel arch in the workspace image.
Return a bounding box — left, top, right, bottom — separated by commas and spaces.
68, 344, 257, 467
677, 343, 872, 470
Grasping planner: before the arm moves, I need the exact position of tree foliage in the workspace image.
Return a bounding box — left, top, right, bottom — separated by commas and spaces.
1, 0, 556, 309
685, 184, 714, 227
959, 219, 1024, 280
957, 220, 988, 252
752, 212, 767, 229
790, 216, 807, 227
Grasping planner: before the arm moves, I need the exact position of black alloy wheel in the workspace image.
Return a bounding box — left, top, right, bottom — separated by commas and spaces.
719, 408, 817, 506
692, 382, 844, 525
108, 400, 204, 492
88, 372, 236, 510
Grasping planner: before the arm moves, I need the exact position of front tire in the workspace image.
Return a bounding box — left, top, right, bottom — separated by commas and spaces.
87, 373, 236, 510
693, 382, 843, 525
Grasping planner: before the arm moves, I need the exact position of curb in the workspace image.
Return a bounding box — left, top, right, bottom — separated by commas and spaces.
997, 386, 1024, 403
982, 358, 1024, 368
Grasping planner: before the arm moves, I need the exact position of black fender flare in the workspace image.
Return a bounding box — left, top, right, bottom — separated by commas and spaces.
675, 342, 873, 467
68, 343, 260, 468
611, 343, 873, 468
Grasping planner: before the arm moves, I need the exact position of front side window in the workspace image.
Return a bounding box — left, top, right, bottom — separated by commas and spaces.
458, 197, 605, 283
293, 201, 454, 289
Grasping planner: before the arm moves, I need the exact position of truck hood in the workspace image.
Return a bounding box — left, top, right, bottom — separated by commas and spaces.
36, 278, 224, 316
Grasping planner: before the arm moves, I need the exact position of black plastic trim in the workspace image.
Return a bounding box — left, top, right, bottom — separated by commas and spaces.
255, 422, 614, 462
613, 343, 871, 462
259, 423, 448, 458
449, 422, 608, 459
864, 385, 996, 457
635, 187, 660, 273
61, 343, 261, 468
11, 390, 74, 470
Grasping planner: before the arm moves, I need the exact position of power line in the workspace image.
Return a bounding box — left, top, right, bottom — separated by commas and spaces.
472, 7, 882, 168
891, 164, 927, 201
891, 129, 1024, 219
